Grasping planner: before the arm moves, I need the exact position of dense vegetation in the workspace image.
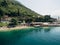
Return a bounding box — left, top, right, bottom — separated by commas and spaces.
0, 0, 41, 18
0, 0, 56, 26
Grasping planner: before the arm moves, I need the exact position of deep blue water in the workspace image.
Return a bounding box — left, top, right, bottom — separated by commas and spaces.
0, 27, 60, 45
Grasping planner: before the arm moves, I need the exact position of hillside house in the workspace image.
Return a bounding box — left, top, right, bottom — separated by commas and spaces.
1, 15, 11, 23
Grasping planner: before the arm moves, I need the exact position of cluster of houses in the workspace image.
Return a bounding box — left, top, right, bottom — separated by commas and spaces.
1, 15, 60, 27
1, 15, 11, 23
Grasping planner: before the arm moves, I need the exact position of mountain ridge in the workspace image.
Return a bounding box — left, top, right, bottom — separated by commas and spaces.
0, 0, 42, 17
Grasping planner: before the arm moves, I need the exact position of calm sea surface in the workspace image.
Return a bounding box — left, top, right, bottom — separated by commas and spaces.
0, 27, 60, 45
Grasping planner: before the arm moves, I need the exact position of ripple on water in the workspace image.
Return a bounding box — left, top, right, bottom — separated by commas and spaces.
0, 27, 60, 45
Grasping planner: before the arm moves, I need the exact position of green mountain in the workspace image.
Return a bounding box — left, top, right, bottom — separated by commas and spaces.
0, 0, 56, 23
0, 0, 41, 18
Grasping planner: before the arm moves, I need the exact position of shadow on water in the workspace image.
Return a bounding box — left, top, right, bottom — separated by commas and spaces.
34, 27, 53, 32
0, 27, 58, 45
42, 27, 52, 32
0, 28, 37, 45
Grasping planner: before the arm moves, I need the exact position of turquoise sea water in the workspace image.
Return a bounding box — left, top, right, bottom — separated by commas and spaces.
0, 27, 60, 45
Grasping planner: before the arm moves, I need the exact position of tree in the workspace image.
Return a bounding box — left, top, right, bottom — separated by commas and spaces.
8, 18, 18, 27
44, 15, 51, 22
0, 8, 4, 22
11, 18, 18, 25
1, 0, 7, 7
17, 8, 20, 16
35, 17, 44, 22
25, 18, 33, 23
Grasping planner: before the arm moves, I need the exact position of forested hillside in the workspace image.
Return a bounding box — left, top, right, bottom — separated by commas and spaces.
0, 0, 41, 17
0, 0, 56, 23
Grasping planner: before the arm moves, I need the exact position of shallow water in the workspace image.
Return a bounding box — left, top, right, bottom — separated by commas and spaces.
0, 27, 60, 45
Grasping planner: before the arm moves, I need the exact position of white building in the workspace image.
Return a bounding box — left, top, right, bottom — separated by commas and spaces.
57, 17, 60, 24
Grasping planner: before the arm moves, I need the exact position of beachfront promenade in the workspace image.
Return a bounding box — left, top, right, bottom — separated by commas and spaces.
30, 22, 60, 27
0, 22, 60, 31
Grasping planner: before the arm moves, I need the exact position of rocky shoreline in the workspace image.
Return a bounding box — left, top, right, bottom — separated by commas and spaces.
0, 26, 34, 31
